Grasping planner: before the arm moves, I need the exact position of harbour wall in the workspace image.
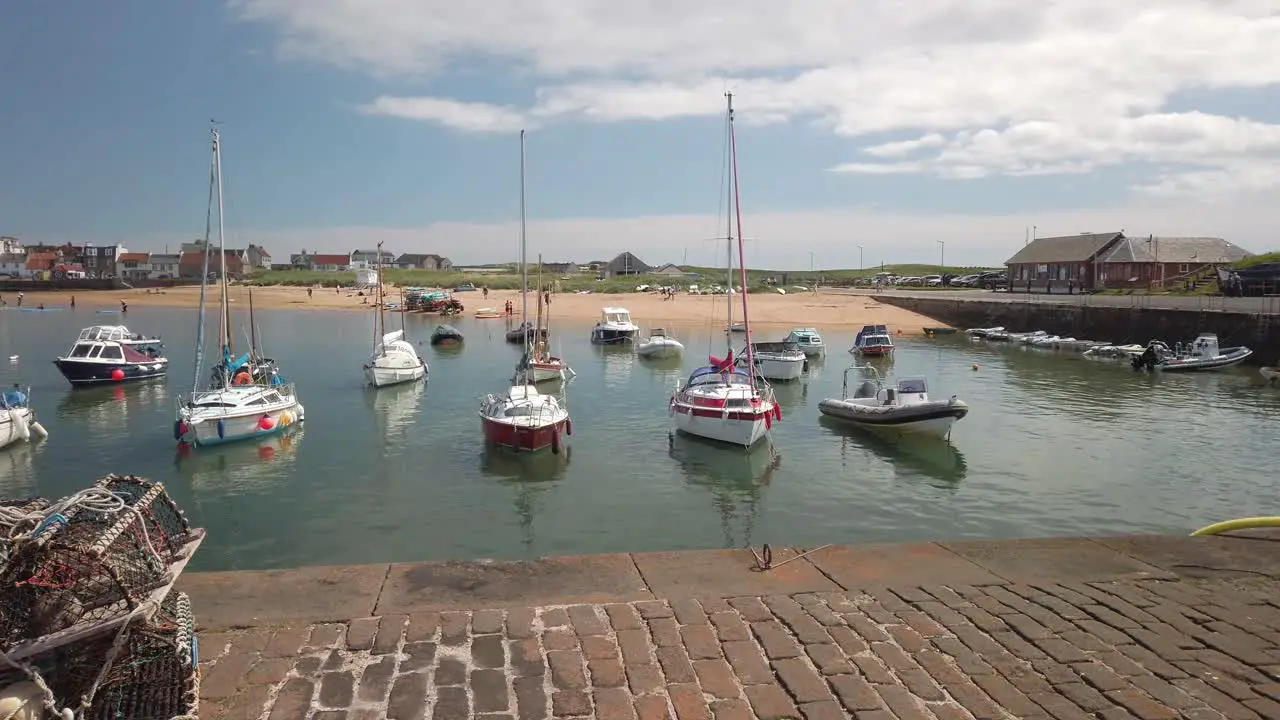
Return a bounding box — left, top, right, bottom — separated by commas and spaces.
879, 295, 1279, 364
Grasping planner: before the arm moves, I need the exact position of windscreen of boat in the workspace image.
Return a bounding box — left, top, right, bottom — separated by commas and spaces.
686, 366, 752, 387
68, 342, 95, 358
606, 312, 631, 325
865, 336, 893, 347
898, 378, 927, 394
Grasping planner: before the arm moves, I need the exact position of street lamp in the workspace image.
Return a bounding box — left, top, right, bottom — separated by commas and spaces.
936, 240, 945, 274
857, 244, 864, 271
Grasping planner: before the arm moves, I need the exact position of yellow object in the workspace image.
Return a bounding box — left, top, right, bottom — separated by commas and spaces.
1190, 517, 1280, 536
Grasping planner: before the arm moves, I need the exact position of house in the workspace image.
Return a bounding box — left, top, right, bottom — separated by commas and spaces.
290, 250, 313, 269
309, 254, 351, 272
82, 243, 125, 278
116, 252, 151, 282
539, 262, 578, 275
148, 253, 182, 279
349, 248, 397, 270
24, 251, 57, 274
1095, 236, 1251, 288
180, 251, 243, 279
604, 252, 651, 277
0, 254, 28, 278
0, 237, 23, 255
1004, 232, 1126, 291
245, 244, 272, 271
651, 263, 687, 277
396, 253, 454, 270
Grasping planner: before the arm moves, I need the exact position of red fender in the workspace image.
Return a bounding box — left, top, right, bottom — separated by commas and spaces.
764, 413, 772, 430
773, 403, 782, 421
565, 418, 573, 436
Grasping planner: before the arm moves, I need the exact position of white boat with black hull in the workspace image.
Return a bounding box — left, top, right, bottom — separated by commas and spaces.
1131, 333, 1253, 372
591, 307, 640, 344
818, 365, 968, 439
736, 341, 806, 382
53, 325, 167, 386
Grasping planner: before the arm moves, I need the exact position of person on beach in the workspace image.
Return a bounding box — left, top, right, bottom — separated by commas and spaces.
120, 300, 128, 313
307, 287, 313, 298
483, 286, 489, 299
16, 291, 23, 307
70, 295, 76, 308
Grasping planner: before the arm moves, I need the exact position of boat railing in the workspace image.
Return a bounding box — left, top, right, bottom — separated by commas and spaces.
177, 381, 297, 412
0, 386, 32, 411
840, 364, 882, 399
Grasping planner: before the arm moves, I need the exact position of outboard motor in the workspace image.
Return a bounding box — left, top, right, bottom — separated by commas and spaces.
1132, 345, 1158, 371
853, 380, 877, 399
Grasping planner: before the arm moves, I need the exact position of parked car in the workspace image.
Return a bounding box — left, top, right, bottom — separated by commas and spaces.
454, 282, 478, 292
923, 275, 943, 286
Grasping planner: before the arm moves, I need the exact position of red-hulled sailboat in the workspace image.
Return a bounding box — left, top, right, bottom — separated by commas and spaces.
480, 129, 572, 453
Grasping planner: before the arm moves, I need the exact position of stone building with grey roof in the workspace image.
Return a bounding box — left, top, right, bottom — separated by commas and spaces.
1004, 232, 1126, 291
1005, 232, 1251, 291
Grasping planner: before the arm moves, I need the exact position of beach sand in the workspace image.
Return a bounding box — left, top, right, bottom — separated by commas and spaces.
0, 285, 944, 335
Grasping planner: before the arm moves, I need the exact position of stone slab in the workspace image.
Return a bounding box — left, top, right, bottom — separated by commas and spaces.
939, 536, 1175, 582
1092, 532, 1280, 578
630, 547, 842, 598
806, 541, 1004, 589
179, 563, 389, 629
375, 553, 651, 612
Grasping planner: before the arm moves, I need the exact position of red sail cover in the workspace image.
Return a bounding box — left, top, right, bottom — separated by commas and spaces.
708, 351, 734, 373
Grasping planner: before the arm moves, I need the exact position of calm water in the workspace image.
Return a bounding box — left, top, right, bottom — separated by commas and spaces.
0, 306, 1276, 572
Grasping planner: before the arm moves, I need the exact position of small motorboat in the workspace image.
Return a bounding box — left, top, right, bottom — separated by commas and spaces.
923, 327, 957, 337
1084, 343, 1144, 358
505, 322, 547, 344
736, 341, 806, 382
784, 328, 826, 357
851, 324, 894, 357
430, 324, 464, 345
968, 326, 1004, 339
1027, 335, 1064, 348
1131, 334, 1253, 372
474, 308, 503, 319
1009, 330, 1049, 344
636, 328, 685, 360
479, 385, 571, 453
591, 307, 639, 344
1262, 365, 1279, 385
818, 365, 968, 439
0, 386, 49, 450
727, 322, 746, 333
53, 325, 168, 386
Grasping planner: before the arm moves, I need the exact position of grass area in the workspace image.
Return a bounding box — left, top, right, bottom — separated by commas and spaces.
1234, 252, 1280, 269
237, 263, 1001, 292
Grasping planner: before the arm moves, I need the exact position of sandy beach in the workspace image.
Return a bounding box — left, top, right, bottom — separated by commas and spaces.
0, 285, 944, 335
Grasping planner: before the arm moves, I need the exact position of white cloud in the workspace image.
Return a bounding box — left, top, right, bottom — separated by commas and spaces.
232, 0, 1280, 193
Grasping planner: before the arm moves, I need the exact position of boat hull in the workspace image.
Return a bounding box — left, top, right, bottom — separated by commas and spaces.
852, 346, 894, 357
1157, 348, 1253, 372
481, 416, 569, 452
818, 399, 968, 439
0, 408, 35, 449
591, 327, 637, 344
671, 405, 772, 447
796, 344, 825, 358
529, 362, 567, 383
178, 402, 304, 448
737, 355, 805, 382
365, 361, 427, 387
636, 340, 684, 359
53, 358, 168, 386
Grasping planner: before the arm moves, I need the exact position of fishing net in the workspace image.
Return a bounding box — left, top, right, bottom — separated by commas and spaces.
0, 475, 198, 652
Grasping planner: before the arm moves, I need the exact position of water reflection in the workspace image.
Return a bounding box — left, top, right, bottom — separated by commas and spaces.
365, 380, 425, 445
819, 417, 967, 487
0, 443, 40, 495
669, 434, 780, 547
173, 427, 304, 495
596, 344, 636, 388
55, 380, 169, 431
479, 446, 569, 550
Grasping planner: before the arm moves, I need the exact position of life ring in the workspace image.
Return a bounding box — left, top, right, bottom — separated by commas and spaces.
233, 372, 252, 386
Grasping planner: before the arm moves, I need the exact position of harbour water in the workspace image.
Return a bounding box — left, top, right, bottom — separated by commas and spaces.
0, 305, 1276, 572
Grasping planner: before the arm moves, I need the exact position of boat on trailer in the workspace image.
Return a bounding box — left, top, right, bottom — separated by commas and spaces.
53, 325, 168, 386
818, 365, 968, 439
1131, 333, 1253, 372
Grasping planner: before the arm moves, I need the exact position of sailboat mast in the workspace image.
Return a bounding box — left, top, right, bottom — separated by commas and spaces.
248, 287, 258, 359
213, 128, 233, 363
519, 129, 530, 354
375, 240, 386, 354
727, 92, 757, 382
725, 100, 734, 340
191, 128, 218, 394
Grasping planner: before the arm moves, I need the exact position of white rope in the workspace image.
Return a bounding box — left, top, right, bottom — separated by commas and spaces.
0, 487, 162, 566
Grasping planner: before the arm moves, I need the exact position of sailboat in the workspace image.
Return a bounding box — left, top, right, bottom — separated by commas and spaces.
363, 241, 428, 387
514, 255, 573, 384
669, 93, 780, 448
480, 130, 572, 453
175, 126, 305, 448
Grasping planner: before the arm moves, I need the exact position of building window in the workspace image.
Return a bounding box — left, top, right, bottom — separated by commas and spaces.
1179, 264, 1189, 273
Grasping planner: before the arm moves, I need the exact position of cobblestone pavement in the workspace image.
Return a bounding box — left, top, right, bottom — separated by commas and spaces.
197, 576, 1280, 720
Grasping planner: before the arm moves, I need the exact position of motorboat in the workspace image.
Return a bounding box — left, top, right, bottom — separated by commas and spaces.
736, 341, 805, 382
0, 386, 47, 450
363, 242, 428, 388
505, 322, 546, 344
53, 325, 168, 386
176, 384, 304, 447
474, 308, 503, 319
670, 93, 780, 449
1262, 365, 1279, 384
727, 322, 746, 333
968, 326, 1005, 339
784, 328, 826, 357
1131, 334, 1253, 372
483, 130, 574, 448
365, 329, 428, 387
851, 324, 895, 357
591, 307, 639, 344
430, 324, 464, 345
636, 328, 685, 360
1084, 343, 1144, 358
818, 365, 968, 439
1027, 335, 1064, 348
1009, 330, 1048, 344
479, 384, 571, 453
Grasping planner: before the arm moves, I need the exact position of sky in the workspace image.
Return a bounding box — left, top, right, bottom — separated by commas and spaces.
2, 1, 1280, 270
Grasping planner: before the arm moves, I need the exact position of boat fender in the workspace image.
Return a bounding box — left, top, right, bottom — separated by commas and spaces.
668, 395, 676, 417
551, 431, 561, 454
565, 418, 572, 436
30, 422, 48, 439
258, 415, 275, 431
773, 403, 782, 421
217, 419, 226, 439
764, 413, 772, 430
173, 420, 185, 441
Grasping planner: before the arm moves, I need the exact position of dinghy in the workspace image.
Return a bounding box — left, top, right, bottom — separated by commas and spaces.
430, 324, 464, 345
818, 365, 968, 439
636, 328, 685, 360
1131, 334, 1253, 372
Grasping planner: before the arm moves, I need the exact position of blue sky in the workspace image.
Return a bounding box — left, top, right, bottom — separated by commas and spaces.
3, 1, 1279, 269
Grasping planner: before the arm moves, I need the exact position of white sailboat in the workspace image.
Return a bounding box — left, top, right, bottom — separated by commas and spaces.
670, 93, 780, 448
175, 126, 305, 448
364, 241, 427, 387
516, 255, 573, 384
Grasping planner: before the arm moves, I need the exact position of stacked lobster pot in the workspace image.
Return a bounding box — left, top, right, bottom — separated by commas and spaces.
0, 474, 205, 720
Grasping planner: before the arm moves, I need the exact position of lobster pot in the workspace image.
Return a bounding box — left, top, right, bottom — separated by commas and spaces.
86, 591, 199, 720
0, 591, 199, 720
0, 498, 52, 566
0, 475, 198, 650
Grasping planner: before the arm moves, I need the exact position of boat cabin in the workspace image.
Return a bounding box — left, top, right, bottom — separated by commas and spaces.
600, 307, 635, 327
64, 325, 162, 362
